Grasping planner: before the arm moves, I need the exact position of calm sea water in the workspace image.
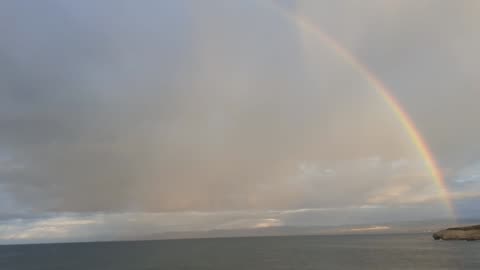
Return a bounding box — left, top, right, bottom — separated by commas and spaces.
0, 234, 478, 270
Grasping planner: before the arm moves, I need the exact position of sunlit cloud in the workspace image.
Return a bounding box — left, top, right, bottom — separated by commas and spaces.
349, 226, 390, 232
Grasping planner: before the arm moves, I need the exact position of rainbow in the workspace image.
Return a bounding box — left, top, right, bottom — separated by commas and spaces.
269, 2, 455, 218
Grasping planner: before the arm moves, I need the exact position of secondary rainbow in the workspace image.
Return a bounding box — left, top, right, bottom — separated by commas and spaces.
270, 2, 455, 218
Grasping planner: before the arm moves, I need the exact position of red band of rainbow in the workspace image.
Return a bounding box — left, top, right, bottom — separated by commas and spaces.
269, 2, 455, 218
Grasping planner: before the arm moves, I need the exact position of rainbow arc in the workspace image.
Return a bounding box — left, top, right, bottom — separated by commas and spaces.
270, 2, 455, 218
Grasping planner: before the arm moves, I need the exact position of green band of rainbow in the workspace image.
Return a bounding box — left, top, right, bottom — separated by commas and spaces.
269, 2, 455, 218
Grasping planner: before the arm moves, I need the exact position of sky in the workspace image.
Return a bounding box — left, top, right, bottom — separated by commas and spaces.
0, 0, 479, 244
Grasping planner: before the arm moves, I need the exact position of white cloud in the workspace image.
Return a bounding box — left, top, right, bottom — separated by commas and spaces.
349, 226, 390, 232
253, 218, 283, 229
454, 161, 480, 184
0, 216, 99, 242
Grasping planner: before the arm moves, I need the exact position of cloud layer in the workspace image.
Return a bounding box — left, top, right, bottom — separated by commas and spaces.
0, 0, 479, 242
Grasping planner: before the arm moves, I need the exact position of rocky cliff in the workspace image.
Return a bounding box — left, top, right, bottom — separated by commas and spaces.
433, 225, 480, 241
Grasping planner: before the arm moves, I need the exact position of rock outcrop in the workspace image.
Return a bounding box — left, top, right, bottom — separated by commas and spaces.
433, 225, 480, 241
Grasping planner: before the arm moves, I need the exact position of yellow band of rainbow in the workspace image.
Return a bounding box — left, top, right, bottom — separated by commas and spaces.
269, 2, 455, 218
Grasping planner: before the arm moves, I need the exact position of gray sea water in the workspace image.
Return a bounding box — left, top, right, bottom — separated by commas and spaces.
0, 234, 478, 270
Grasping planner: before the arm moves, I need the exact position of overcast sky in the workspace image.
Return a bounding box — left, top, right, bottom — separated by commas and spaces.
0, 0, 479, 244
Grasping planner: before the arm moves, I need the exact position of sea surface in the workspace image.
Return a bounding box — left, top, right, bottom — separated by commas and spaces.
0, 234, 478, 270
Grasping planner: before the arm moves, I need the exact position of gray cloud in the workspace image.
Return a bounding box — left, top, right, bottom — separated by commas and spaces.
0, 0, 479, 241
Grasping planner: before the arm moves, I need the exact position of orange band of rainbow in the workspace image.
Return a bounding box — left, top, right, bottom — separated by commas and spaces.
269, 2, 455, 218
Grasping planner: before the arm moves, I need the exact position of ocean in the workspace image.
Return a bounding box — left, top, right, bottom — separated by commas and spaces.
0, 234, 478, 269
